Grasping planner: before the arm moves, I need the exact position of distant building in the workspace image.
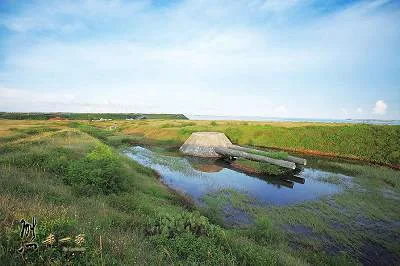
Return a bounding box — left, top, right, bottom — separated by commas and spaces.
125, 115, 145, 120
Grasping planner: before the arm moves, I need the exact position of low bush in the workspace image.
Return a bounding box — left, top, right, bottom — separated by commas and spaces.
66, 145, 124, 195
0, 131, 125, 196
146, 212, 235, 264
178, 127, 195, 137
145, 211, 222, 238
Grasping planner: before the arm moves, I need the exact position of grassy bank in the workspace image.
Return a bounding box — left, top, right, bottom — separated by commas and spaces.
97, 119, 399, 167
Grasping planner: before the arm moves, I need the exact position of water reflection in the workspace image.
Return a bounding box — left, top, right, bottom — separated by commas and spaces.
125, 146, 344, 205
217, 160, 300, 189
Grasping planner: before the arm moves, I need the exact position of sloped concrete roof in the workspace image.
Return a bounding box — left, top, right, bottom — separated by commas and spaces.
179, 132, 232, 157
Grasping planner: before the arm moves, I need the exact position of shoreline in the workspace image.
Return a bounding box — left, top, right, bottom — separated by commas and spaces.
254, 145, 400, 170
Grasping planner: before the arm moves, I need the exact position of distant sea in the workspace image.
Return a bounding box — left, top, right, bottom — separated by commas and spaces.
188, 115, 400, 125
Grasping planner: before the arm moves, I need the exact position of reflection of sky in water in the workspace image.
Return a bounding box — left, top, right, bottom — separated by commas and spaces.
125, 146, 344, 205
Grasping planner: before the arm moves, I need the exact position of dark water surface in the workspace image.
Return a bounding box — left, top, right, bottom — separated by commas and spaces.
125, 146, 348, 205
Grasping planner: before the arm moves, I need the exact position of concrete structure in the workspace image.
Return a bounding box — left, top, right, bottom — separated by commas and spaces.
180, 132, 306, 170
229, 145, 306, 165
179, 132, 232, 157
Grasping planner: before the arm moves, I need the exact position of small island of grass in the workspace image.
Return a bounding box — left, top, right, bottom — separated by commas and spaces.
231, 158, 296, 176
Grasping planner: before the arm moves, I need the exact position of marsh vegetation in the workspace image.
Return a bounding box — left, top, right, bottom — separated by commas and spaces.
0, 119, 399, 265
100, 119, 400, 167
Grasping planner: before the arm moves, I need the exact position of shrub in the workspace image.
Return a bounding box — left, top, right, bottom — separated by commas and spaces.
66, 145, 124, 195
145, 212, 231, 264
145, 211, 224, 239
178, 127, 195, 137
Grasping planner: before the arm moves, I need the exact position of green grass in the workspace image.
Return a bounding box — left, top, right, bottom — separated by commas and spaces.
160, 122, 196, 128
0, 127, 60, 143
2, 119, 399, 167
0, 120, 399, 265
201, 157, 400, 265
234, 159, 294, 175
114, 120, 400, 166
0, 122, 307, 265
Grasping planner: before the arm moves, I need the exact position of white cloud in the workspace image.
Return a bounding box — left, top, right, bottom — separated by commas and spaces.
356, 107, 363, 114
0, 87, 281, 116
0, 0, 399, 119
274, 105, 288, 114
372, 100, 388, 115
0, 87, 76, 103
340, 108, 349, 115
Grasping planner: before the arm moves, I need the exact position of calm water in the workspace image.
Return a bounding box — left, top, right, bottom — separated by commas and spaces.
125, 146, 348, 205
188, 115, 400, 125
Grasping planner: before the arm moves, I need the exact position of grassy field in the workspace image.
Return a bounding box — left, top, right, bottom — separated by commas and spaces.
87, 119, 400, 167
2, 119, 397, 167
0, 119, 399, 265
0, 120, 306, 265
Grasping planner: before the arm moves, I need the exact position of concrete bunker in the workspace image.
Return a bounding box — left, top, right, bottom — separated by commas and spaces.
180, 132, 306, 170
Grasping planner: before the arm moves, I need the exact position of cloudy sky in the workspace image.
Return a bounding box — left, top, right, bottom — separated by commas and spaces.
0, 0, 399, 119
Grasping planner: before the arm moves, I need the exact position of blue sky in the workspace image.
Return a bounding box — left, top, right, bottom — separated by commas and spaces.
0, 0, 399, 119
